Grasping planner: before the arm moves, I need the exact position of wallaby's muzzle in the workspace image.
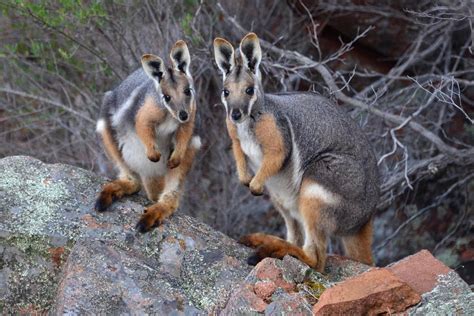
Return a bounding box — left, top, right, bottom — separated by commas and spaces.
178, 110, 189, 122
231, 108, 243, 122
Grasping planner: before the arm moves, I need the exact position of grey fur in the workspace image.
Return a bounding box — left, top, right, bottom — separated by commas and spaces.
251, 92, 380, 235
99, 69, 161, 132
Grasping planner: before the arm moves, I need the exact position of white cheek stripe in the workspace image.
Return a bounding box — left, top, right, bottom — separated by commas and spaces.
247, 90, 257, 116
221, 95, 229, 114
301, 183, 339, 205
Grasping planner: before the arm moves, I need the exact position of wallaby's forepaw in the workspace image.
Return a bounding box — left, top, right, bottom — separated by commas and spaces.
167, 156, 181, 169
249, 179, 264, 196
146, 149, 161, 162
135, 205, 166, 233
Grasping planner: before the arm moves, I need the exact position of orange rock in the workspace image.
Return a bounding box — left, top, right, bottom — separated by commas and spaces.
388, 250, 451, 295
313, 268, 421, 315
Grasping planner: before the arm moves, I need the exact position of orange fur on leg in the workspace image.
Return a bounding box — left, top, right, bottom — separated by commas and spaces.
250, 113, 286, 195
98, 122, 132, 178
135, 96, 166, 162
342, 219, 374, 265
141, 176, 165, 202
95, 177, 140, 212
239, 233, 317, 267
226, 118, 252, 185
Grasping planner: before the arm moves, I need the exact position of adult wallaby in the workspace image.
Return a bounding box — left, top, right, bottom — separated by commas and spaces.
95, 40, 201, 233
213, 33, 379, 271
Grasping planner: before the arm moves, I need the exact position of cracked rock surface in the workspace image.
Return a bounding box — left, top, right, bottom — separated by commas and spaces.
0, 156, 251, 314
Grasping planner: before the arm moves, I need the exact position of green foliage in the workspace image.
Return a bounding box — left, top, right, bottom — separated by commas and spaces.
1, 0, 110, 91
9, 0, 107, 27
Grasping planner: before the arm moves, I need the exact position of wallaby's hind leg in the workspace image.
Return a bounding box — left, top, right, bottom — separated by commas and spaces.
271, 198, 304, 246
298, 179, 330, 272
240, 179, 330, 272
96, 118, 140, 212
136, 140, 198, 233
239, 233, 317, 268
342, 219, 374, 265
95, 176, 140, 212
141, 176, 165, 202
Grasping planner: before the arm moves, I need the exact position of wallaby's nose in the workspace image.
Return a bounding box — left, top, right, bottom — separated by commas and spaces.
231, 109, 242, 121
178, 110, 188, 122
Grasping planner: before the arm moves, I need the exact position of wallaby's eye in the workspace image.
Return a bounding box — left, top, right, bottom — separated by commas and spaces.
223, 89, 230, 98
184, 88, 192, 96
163, 95, 171, 102
245, 87, 255, 96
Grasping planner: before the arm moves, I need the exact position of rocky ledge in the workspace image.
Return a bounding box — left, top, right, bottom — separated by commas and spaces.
0, 156, 472, 314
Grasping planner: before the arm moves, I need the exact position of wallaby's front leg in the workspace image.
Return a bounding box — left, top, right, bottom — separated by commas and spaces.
168, 109, 195, 169
250, 114, 286, 195
136, 97, 165, 162
226, 118, 252, 186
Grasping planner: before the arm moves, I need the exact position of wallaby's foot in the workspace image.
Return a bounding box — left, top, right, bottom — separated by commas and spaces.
249, 179, 264, 196
146, 149, 161, 162
167, 155, 181, 169
95, 179, 140, 213
239, 233, 318, 268
239, 174, 252, 187
94, 192, 114, 212
135, 204, 168, 233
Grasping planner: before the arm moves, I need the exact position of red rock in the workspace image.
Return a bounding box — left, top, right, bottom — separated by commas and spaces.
255, 258, 282, 280
254, 258, 295, 292
254, 281, 277, 300
388, 250, 451, 295
313, 268, 421, 315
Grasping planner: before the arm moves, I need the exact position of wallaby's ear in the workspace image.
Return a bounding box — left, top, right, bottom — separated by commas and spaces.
213, 37, 235, 77
239, 32, 262, 75
170, 40, 191, 75
141, 54, 166, 82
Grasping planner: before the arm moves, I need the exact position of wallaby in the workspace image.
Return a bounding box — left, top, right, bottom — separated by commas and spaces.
213, 33, 379, 271
95, 40, 201, 233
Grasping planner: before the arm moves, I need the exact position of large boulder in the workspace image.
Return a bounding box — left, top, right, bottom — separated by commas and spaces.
0, 156, 252, 314
0, 156, 471, 314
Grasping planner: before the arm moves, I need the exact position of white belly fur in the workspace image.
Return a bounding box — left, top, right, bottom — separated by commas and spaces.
120, 116, 178, 179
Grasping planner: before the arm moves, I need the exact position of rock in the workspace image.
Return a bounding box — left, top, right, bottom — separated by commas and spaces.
0, 156, 252, 314
223, 256, 330, 315
220, 284, 268, 314
2, 156, 472, 314
313, 268, 421, 315
324, 254, 371, 283
387, 249, 451, 295
407, 271, 474, 315
264, 291, 313, 316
